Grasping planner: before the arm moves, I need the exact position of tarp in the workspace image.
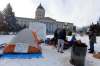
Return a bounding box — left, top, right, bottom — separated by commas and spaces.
0, 53, 43, 59
11, 29, 36, 44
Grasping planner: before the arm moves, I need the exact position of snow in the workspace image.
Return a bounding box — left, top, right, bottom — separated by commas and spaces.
0, 35, 15, 44
46, 35, 54, 39
0, 35, 100, 66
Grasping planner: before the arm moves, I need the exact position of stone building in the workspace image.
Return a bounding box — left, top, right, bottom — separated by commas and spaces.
16, 4, 74, 34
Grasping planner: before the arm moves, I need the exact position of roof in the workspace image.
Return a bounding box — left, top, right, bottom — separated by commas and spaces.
35, 17, 58, 23
16, 17, 65, 24
42, 17, 56, 21
37, 4, 44, 9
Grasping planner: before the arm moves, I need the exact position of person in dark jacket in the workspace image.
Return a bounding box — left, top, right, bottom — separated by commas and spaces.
53, 28, 61, 47
57, 28, 66, 53
88, 31, 96, 53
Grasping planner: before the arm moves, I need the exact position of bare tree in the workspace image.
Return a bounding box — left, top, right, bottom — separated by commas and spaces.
0, 11, 8, 31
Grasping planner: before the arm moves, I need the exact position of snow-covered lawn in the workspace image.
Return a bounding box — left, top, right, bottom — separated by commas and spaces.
0, 35, 100, 66
0, 35, 15, 44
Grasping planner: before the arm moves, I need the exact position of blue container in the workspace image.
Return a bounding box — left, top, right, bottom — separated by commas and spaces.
45, 38, 50, 44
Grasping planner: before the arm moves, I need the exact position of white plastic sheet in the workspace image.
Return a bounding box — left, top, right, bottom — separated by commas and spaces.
14, 43, 29, 53
29, 22, 46, 41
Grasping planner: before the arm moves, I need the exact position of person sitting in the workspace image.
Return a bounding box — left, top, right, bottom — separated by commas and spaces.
70, 33, 76, 45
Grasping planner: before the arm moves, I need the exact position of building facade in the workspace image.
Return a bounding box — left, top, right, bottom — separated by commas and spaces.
16, 4, 74, 34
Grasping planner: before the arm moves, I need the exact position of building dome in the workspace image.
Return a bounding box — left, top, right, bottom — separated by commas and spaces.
35, 4, 45, 19
37, 4, 44, 9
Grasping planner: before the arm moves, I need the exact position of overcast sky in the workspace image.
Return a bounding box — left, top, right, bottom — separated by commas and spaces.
0, 0, 100, 27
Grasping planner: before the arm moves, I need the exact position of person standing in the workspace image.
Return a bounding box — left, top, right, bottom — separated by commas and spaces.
53, 28, 61, 47
88, 31, 96, 53
57, 28, 66, 53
